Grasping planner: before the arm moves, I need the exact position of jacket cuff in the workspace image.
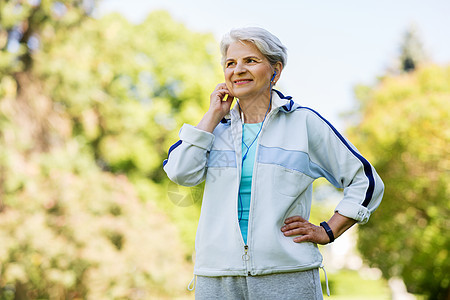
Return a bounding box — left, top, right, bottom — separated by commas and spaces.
335, 201, 371, 224
180, 124, 215, 150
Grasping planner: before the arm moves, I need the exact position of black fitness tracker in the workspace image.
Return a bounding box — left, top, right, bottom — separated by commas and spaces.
320, 221, 335, 243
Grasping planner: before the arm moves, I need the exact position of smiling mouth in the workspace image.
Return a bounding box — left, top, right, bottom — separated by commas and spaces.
234, 79, 253, 85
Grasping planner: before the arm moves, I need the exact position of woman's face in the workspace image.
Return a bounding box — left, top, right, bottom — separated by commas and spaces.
224, 41, 274, 100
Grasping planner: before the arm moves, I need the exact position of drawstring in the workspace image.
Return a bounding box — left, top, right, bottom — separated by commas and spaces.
320, 264, 330, 297
187, 275, 196, 291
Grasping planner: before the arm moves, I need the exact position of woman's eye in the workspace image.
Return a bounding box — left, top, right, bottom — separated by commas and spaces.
226, 61, 235, 67
247, 58, 257, 63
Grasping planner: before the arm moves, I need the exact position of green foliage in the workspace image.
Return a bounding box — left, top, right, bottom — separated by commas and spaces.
0, 0, 96, 73
0, 140, 193, 299
35, 10, 221, 180
348, 65, 450, 299
1, 1, 222, 298
326, 269, 390, 300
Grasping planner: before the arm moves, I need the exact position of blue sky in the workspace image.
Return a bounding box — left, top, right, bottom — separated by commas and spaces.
97, 0, 450, 130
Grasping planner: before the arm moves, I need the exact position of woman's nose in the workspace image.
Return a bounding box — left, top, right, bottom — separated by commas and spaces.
234, 62, 246, 74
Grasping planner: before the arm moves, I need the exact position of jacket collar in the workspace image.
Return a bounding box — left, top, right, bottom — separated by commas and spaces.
272, 89, 300, 113
221, 89, 298, 124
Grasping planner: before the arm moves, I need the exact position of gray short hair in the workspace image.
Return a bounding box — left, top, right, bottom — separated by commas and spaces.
220, 27, 288, 67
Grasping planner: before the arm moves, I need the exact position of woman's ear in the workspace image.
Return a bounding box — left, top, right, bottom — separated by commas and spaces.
272, 62, 283, 84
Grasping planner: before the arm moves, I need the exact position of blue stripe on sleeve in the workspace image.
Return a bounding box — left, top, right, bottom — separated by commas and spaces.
299, 107, 375, 207
163, 140, 182, 167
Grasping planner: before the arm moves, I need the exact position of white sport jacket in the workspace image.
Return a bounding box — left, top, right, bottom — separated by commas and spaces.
163, 90, 384, 276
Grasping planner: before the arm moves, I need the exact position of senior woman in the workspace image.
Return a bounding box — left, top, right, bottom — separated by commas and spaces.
163, 27, 384, 300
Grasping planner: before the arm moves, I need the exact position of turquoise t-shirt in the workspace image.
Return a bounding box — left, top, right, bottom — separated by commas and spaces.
239, 122, 262, 245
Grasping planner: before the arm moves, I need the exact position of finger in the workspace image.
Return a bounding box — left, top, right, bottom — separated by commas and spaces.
293, 235, 311, 243
216, 83, 231, 94
284, 215, 307, 224
214, 82, 234, 97
281, 222, 303, 232
216, 88, 231, 94
212, 89, 231, 101
282, 226, 310, 236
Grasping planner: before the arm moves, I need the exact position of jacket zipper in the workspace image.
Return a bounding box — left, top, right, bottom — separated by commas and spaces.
242, 245, 251, 276
235, 115, 250, 275
243, 108, 279, 277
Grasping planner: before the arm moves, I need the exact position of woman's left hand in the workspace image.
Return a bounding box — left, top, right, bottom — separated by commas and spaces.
281, 216, 330, 245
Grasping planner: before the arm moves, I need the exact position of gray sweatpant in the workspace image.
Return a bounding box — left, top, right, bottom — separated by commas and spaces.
195, 269, 323, 300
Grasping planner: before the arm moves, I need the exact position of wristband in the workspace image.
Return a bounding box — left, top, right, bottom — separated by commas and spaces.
320, 221, 335, 243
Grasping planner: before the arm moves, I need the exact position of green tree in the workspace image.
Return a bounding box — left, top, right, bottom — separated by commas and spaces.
387, 24, 428, 74
349, 64, 450, 299
1, 1, 221, 298
33, 9, 221, 246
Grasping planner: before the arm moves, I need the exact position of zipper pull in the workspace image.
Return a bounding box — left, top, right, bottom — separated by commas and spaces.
243, 245, 251, 276
242, 245, 250, 261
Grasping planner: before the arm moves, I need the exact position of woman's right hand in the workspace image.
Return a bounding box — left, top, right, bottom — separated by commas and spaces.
208, 83, 235, 119
196, 83, 234, 133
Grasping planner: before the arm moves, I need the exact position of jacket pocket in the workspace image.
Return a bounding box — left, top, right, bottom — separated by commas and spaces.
273, 165, 314, 197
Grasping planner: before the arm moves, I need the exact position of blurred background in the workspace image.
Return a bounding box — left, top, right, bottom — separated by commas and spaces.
0, 0, 449, 299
